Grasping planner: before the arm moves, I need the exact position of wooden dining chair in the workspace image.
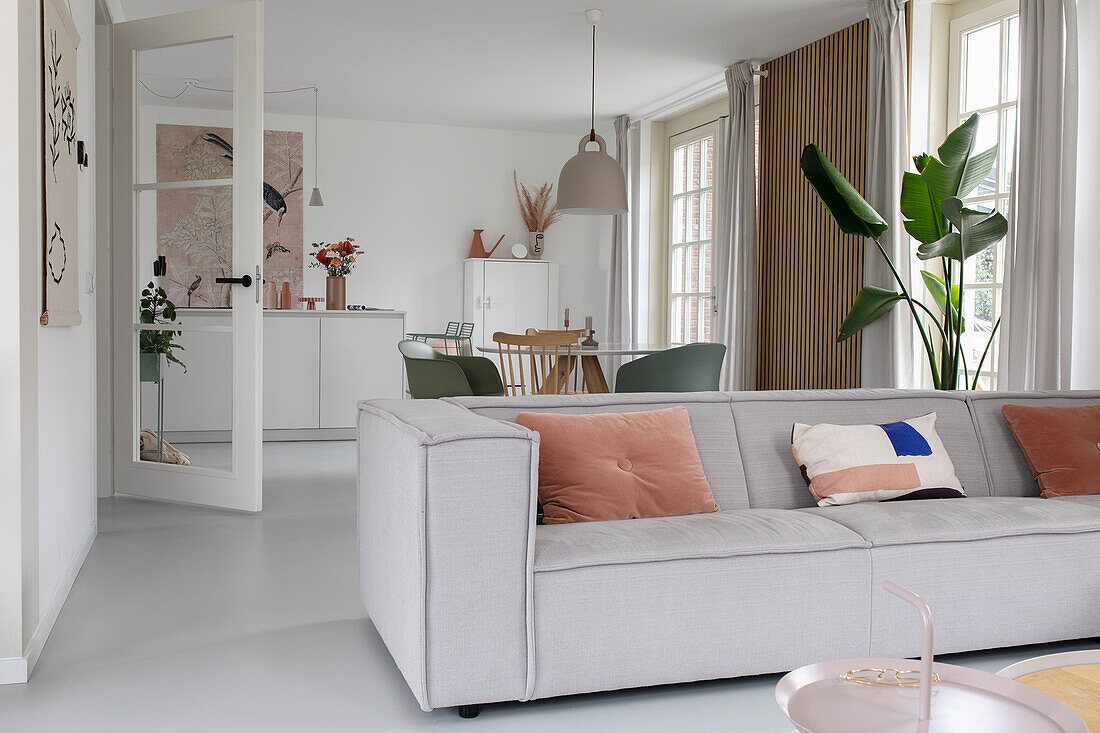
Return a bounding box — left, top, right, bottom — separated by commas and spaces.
493, 331, 582, 396
526, 328, 585, 393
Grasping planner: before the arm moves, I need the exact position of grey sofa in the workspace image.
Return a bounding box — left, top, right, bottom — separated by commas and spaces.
356, 389, 1100, 717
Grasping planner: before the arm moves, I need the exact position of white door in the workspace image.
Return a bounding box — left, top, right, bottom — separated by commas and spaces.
112, 2, 264, 511
484, 261, 550, 337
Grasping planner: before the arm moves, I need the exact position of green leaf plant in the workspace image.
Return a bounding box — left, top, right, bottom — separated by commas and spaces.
139, 281, 187, 372
800, 113, 1004, 390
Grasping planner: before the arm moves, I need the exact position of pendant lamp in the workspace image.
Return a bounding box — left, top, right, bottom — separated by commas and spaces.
556, 9, 627, 215
308, 86, 325, 206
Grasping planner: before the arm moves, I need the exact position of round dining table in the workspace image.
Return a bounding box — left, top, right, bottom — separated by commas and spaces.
475, 343, 670, 393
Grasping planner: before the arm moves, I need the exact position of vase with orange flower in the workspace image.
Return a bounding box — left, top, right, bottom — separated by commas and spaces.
308, 237, 362, 310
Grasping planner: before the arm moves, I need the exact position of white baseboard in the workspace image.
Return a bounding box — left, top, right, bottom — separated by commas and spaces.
19, 522, 97, 681
0, 657, 28, 685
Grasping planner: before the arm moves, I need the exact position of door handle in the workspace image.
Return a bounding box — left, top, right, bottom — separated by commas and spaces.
215, 274, 253, 287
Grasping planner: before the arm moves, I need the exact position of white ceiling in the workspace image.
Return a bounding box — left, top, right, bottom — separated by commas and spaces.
122, 0, 867, 133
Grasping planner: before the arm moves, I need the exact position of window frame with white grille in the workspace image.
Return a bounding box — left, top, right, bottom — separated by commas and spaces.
667, 121, 719, 347
946, 0, 1019, 390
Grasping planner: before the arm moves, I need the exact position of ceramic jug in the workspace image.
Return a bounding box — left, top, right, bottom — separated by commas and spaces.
467, 229, 505, 258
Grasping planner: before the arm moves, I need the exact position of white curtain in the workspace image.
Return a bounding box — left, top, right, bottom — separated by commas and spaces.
998, 0, 1078, 389
863, 0, 914, 388
712, 61, 757, 391
606, 114, 641, 386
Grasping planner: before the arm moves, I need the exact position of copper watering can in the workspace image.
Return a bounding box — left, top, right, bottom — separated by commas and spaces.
467, 229, 506, 259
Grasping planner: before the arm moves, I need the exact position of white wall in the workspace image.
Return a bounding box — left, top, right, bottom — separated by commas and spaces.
0, 0, 29, 671
1072, 0, 1100, 388
0, 0, 98, 683
35, 0, 98, 641
138, 105, 612, 340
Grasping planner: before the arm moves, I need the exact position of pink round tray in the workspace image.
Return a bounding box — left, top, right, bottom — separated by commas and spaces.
775, 656, 1087, 733
775, 582, 1086, 733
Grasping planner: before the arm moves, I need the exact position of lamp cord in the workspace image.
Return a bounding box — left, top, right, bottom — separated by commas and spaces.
138, 79, 321, 186
314, 86, 320, 185
589, 24, 596, 141
139, 79, 318, 98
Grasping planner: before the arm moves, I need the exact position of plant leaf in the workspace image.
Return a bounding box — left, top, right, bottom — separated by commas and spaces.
913, 152, 931, 172
800, 145, 888, 240
837, 286, 904, 341
957, 143, 998, 199
920, 270, 965, 332
920, 113, 980, 201
917, 197, 1008, 261
900, 171, 946, 244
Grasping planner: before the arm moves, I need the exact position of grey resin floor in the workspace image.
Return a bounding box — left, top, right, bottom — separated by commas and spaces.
1, 440, 1097, 732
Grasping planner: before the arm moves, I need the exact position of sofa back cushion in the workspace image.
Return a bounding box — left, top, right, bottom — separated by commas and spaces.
449, 393, 750, 510
967, 391, 1100, 497
729, 390, 990, 509
514, 407, 720, 523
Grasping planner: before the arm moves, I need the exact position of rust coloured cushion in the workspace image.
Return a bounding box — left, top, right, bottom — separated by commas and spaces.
514, 406, 720, 524
1001, 404, 1100, 498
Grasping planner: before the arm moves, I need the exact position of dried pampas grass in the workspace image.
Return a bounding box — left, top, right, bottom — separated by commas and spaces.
513, 171, 562, 233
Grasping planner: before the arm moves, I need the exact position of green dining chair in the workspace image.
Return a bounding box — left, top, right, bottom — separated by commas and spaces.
398, 340, 505, 399
614, 342, 727, 393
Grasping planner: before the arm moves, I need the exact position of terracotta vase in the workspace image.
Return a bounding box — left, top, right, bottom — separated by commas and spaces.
528, 231, 545, 260
264, 280, 277, 309
326, 276, 346, 310
279, 281, 292, 310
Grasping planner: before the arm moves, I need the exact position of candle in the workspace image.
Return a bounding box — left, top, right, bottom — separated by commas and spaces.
585, 315, 593, 332
564, 307, 570, 327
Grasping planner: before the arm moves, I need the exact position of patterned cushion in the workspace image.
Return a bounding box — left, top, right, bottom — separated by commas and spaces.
791, 412, 965, 506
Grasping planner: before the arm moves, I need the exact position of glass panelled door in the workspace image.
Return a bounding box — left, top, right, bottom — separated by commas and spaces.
112, 2, 263, 510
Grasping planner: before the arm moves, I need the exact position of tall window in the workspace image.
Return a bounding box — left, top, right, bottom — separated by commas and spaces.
949, 3, 1018, 389
668, 123, 717, 346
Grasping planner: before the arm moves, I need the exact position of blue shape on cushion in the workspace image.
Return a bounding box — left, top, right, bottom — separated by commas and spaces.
877, 421, 933, 456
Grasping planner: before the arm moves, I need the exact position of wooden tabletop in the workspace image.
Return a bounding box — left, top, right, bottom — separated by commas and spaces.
1015, 664, 1100, 730
476, 343, 670, 356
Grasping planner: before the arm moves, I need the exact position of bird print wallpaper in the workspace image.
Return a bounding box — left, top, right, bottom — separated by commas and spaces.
155, 123, 304, 308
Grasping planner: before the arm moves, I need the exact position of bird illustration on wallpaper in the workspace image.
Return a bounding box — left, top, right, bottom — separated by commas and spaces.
155, 123, 304, 308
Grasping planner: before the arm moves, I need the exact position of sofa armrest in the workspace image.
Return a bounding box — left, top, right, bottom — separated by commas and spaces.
357, 399, 538, 710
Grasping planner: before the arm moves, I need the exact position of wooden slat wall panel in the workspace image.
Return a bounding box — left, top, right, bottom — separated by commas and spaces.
756, 21, 869, 389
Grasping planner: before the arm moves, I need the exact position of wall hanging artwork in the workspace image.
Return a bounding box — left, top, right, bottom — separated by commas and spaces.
40, 0, 82, 326
155, 123, 304, 308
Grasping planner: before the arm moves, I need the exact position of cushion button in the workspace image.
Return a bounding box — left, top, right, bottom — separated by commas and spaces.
617, 458, 633, 471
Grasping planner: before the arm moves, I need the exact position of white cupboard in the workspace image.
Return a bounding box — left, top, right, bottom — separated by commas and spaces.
263, 315, 320, 429
142, 309, 406, 439
463, 259, 559, 348
319, 316, 406, 428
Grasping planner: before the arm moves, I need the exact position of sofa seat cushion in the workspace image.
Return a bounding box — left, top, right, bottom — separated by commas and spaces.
533, 508, 868, 573
801, 496, 1100, 547
1054, 495, 1100, 508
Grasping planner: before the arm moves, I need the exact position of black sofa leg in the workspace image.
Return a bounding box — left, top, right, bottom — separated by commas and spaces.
457, 704, 482, 719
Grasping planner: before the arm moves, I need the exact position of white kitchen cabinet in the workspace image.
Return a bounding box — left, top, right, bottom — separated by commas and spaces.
150, 309, 405, 438
463, 258, 559, 348
263, 315, 320, 429
140, 311, 232, 433
319, 315, 406, 428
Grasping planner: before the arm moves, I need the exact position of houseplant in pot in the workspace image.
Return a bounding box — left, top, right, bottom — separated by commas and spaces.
513, 171, 561, 260
308, 237, 361, 310
138, 281, 186, 381
799, 112, 1007, 390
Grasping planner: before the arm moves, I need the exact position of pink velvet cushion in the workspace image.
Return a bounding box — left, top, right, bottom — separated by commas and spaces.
514, 407, 720, 524
1001, 404, 1100, 498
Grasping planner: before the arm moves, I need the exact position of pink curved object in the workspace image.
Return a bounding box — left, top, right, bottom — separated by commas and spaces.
882, 580, 934, 722
774, 581, 1087, 733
